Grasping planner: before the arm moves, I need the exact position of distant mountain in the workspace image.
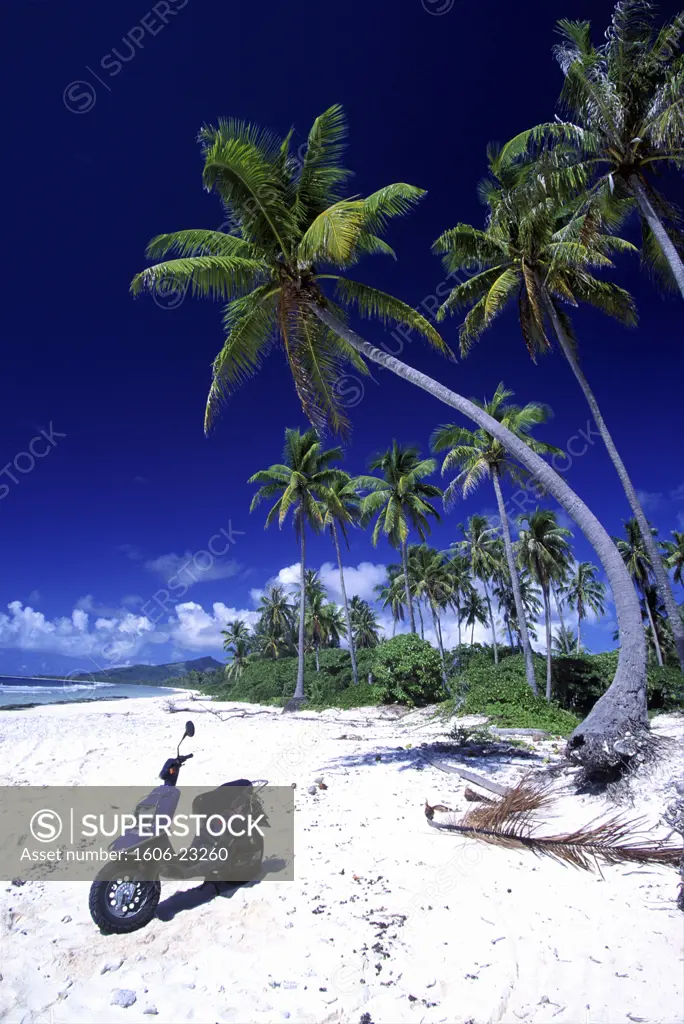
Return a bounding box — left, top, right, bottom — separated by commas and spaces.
69, 656, 224, 686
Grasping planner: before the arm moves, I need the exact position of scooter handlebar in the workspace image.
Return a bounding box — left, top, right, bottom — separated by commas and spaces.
178, 753, 193, 762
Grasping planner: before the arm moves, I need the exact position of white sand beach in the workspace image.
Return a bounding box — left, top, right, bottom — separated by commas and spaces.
0, 695, 682, 1024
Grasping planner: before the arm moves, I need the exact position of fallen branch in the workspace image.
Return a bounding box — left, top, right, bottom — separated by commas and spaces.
420, 754, 510, 797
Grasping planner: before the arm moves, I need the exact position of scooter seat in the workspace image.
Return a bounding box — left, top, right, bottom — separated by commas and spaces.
191, 780, 252, 816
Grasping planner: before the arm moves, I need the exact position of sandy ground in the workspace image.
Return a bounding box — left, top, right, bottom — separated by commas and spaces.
0, 694, 682, 1024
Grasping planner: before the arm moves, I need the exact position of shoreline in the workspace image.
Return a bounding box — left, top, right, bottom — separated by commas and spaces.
0, 696, 681, 1023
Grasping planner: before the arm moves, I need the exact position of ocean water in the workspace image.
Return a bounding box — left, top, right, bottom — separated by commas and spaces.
0, 677, 186, 708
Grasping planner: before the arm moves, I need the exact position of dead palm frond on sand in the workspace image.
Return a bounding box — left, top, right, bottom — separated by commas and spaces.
425, 778, 684, 871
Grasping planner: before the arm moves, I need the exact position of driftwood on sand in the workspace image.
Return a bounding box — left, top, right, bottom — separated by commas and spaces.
420, 754, 511, 797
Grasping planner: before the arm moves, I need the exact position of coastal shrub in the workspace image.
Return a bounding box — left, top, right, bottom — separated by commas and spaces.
372, 634, 444, 707
647, 664, 684, 711
459, 654, 580, 735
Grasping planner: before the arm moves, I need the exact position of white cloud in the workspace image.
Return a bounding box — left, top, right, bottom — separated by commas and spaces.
319, 561, 387, 603
636, 489, 664, 511
144, 552, 241, 588
167, 602, 259, 652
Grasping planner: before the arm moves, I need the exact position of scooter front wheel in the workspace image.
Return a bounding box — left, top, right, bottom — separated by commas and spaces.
89, 872, 161, 934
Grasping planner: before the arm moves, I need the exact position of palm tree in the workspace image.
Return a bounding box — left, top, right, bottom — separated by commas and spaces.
662, 530, 684, 586
516, 4, 684, 295
222, 619, 253, 679
553, 623, 582, 655
320, 472, 364, 684
375, 579, 406, 636
615, 518, 665, 667
349, 596, 381, 649
221, 618, 251, 650
517, 509, 573, 699
432, 383, 560, 693
255, 584, 295, 658
407, 544, 452, 688
493, 565, 542, 651
445, 552, 472, 650
458, 515, 502, 666
131, 104, 649, 771
434, 141, 684, 675
564, 561, 606, 655
360, 442, 441, 635
320, 602, 347, 649
462, 588, 488, 646
303, 573, 328, 671
248, 428, 342, 701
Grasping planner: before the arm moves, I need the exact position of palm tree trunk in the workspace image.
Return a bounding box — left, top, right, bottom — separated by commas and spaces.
401, 538, 416, 634
492, 467, 537, 693
392, 617, 397, 637
430, 599, 449, 690
577, 613, 582, 655
471, 618, 475, 646
315, 643, 320, 672
294, 527, 307, 701
331, 522, 358, 685
482, 578, 498, 664
628, 173, 684, 301
541, 284, 684, 672
552, 583, 567, 637
643, 591, 664, 667
507, 619, 514, 650
543, 586, 552, 701
311, 304, 648, 772
456, 599, 462, 649
417, 600, 425, 639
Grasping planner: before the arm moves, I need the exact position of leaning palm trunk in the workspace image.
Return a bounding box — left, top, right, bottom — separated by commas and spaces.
401, 538, 416, 634
482, 578, 498, 665
331, 521, 358, 685
294, 527, 307, 701
312, 304, 648, 772
492, 466, 537, 693
542, 585, 552, 701
628, 174, 684, 302
643, 591, 664, 668
541, 285, 684, 672
429, 598, 449, 690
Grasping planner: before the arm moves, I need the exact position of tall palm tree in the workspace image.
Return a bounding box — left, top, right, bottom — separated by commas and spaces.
221, 618, 252, 650
458, 515, 503, 666
320, 472, 364, 684
360, 442, 441, 634
564, 561, 606, 654
662, 530, 684, 586
553, 623, 582, 655
222, 619, 253, 679
349, 596, 381, 649
374, 579, 406, 636
462, 588, 489, 646
131, 104, 649, 770
493, 565, 542, 651
445, 552, 473, 650
320, 602, 347, 649
434, 143, 684, 674
303, 572, 328, 671
514, 4, 684, 295
255, 584, 295, 658
517, 509, 573, 699
615, 517, 665, 667
432, 383, 560, 693
407, 544, 452, 689
248, 428, 342, 701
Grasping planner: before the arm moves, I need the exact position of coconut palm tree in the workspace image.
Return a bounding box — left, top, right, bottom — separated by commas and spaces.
303, 572, 328, 671
407, 544, 452, 688
349, 596, 381, 649
614, 518, 666, 667
513, 3, 684, 295
248, 428, 342, 702
517, 509, 573, 699
254, 584, 295, 658
458, 515, 502, 666
221, 618, 252, 650
445, 552, 473, 650
564, 561, 606, 654
462, 588, 489, 646
131, 104, 649, 771
662, 530, 684, 586
432, 383, 560, 694
434, 142, 684, 675
360, 442, 441, 634
320, 472, 364, 684
493, 565, 542, 651
374, 579, 406, 636
222, 619, 253, 679
320, 602, 347, 649
553, 623, 582, 655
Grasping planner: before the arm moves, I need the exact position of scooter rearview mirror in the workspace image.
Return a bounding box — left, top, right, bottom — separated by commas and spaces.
185, 721, 195, 738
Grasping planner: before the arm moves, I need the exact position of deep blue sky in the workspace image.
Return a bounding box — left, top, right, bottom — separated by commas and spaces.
2, 0, 683, 676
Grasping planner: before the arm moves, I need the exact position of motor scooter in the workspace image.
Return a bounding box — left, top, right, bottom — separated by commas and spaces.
88, 721, 267, 933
